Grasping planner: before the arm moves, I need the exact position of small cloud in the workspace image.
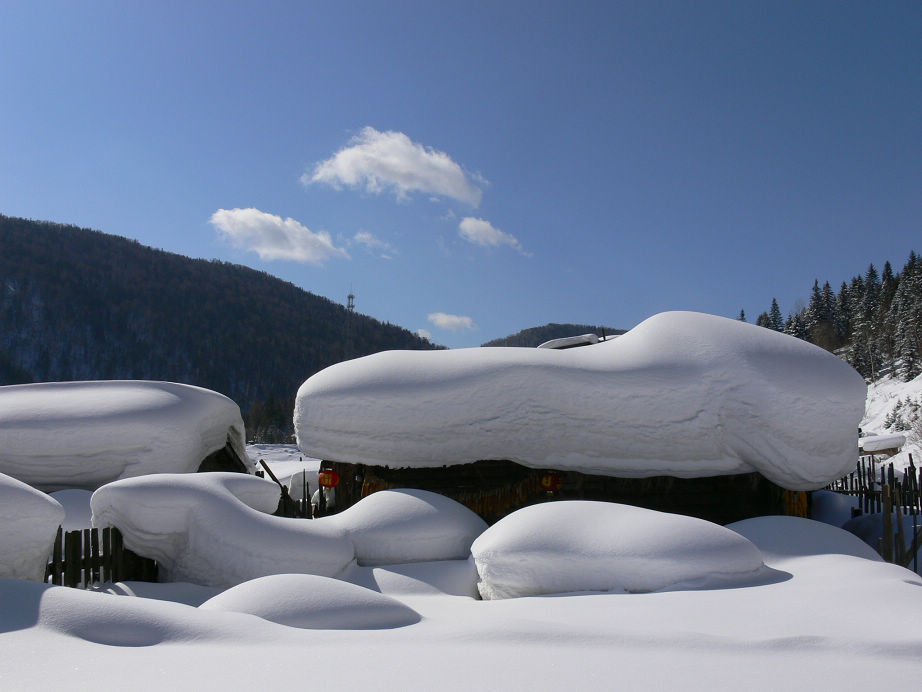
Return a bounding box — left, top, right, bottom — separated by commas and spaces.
416, 328, 432, 340
304, 127, 483, 206
458, 217, 528, 255
428, 312, 476, 331
352, 231, 396, 259
210, 208, 349, 265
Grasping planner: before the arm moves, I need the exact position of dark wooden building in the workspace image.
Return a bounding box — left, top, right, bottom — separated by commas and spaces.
322, 459, 808, 526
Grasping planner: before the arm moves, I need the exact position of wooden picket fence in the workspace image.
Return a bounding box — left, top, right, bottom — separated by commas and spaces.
44, 526, 158, 588
826, 454, 922, 571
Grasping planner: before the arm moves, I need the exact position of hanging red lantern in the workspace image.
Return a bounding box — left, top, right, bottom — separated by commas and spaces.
318, 469, 340, 488
540, 471, 563, 492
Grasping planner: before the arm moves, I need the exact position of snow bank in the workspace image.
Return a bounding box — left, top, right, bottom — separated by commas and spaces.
199, 574, 420, 629
91, 477, 485, 588
328, 489, 487, 566
728, 515, 882, 564
0, 472, 64, 581
0, 381, 250, 491
91, 473, 354, 588
811, 489, 861, 527
470, 501, 766, 599
295, 311, 865, 490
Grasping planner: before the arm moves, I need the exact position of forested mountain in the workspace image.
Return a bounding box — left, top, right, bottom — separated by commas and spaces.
750, 252, 922, 382
0, 215, 439, 440
482, 323, 624, 348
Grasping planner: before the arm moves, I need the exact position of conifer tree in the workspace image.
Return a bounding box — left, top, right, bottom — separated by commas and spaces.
769, 298, 784, 332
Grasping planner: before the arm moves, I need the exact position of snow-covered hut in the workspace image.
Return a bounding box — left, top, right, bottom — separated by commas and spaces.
0, 380, 250, 491
294, 312, 867, 524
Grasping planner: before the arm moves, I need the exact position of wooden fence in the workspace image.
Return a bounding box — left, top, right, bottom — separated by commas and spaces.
44, 526, 158, 588
826, 454, 921, 571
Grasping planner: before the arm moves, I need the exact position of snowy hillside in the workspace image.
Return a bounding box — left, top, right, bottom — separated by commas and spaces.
860, 371, 922, 472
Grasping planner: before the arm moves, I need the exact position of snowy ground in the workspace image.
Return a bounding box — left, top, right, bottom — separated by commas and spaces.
2, 512, 920, 691
2, 321, 921, 690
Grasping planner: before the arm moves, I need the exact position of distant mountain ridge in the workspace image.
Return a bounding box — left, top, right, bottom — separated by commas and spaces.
0, 214, 438, 440
482, 323, 625, 348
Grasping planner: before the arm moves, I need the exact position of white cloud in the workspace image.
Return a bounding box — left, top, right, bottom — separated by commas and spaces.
458, 217, 527, 255
428, 312, 476, 331
416, 328, 432, 341
352, 231, 396, 258
305, 127, 483, 206
210, 208, 349, 265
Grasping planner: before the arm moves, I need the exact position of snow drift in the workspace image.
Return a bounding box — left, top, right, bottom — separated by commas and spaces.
295, 311, 866, 490
91, 476, 486, 588
91, 473, 354, 588
0, 380, 249, 491
199, 574, 421, 629
332, 488, 488, 565
471, 501, 767, 599
0, 472, 65, 581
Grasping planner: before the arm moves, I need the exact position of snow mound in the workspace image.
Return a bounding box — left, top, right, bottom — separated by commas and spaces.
295, 311, 865, 490
0, 381, 250, 491
199, 574, 420, 629
0, 472, 65, 581
840, 512, 920, 564
728, 515, 882, 564
329, 489, 488, 565
91, 473, 354, 588
470, 501, 766, 599
0, 577, 283, 646
91, 479, 484, 588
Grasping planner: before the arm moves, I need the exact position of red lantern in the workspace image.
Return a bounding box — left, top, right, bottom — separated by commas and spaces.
540, 471, 562, 492
318, 469, 340, 488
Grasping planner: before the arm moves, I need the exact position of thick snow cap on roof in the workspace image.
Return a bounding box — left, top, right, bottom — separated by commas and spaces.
0, 381, 249, 491
0, 472, 65, 581
295, 311, 866, 490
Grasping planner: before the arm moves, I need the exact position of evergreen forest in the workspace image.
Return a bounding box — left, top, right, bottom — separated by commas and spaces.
0, 215, 439, 441
749, 254, 922, 382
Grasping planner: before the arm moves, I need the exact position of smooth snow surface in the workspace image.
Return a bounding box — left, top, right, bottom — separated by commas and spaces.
471, 501, 767, 599
296, 311, 865, 489
91, 473, 354, 587
0, 472, 64, 580
330, 489, 488, 566
343, 559, 481, 597
199, 573, 420, 629
0, 381, 249, 490
4, 490, 922, 690
728, 515, 882, 563
91, 477, 485, 588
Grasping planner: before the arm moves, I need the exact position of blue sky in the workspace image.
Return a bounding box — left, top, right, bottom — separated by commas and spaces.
1, 1, 919, 348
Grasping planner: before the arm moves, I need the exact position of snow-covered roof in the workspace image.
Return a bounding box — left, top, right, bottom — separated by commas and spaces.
858, 433, 906, 453
536, 333, 599, 349
0, 381, 249, 491
295, 311, 866, 490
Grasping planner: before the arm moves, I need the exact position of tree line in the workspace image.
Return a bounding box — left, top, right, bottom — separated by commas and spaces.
0, 215, 440, 441
748, 252, 921, 382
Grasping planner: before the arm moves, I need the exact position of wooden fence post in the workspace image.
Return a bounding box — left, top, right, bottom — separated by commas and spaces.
881, 484, 893, 563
